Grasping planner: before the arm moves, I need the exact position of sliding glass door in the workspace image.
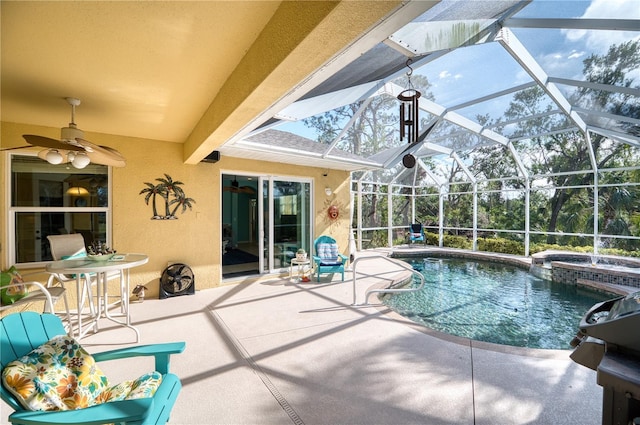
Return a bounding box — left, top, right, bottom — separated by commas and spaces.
223, 174, 311, 277
263, 179, 311, 272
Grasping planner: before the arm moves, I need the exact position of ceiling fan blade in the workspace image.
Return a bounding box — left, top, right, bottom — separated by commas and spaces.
75, 138, 126, 167
23, 134, 83, 151
0, 145, 31, 151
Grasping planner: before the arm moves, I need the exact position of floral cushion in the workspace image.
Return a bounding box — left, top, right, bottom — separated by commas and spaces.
0, 266, 28, 305
95, 372, 163, 404
2, 335, 162, 412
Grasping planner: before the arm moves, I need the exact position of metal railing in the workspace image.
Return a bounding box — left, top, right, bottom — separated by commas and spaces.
351, 255, 425, 305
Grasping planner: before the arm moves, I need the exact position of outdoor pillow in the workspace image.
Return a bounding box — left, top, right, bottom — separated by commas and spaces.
316, 243, 342, 265
61, 252, 87, 260
2, 335, 109, 411
0, 266, 28, 305
1, 335, 162, 412
93, 372, 163, 405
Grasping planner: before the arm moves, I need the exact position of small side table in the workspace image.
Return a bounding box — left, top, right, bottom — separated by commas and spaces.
290, 258, 311, 282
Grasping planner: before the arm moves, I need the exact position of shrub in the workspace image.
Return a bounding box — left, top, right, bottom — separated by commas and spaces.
443, 234, 472, 249
477, 238, 524, 255
425, 231, 439, 246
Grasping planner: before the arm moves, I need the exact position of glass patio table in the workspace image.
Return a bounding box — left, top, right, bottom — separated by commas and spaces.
46, 253, 148, 342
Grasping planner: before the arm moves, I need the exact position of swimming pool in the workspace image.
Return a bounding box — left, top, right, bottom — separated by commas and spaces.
380, 257, 611, 350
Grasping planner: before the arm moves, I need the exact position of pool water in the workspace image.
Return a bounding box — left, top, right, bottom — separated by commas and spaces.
381, 258, 611, 350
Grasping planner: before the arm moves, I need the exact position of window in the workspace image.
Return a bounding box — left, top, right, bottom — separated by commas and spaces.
8, 154, 110, 265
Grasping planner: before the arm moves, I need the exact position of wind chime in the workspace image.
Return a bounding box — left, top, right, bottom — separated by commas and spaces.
397, 59, 421, 168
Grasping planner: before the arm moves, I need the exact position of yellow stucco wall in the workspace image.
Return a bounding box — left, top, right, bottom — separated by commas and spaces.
1, 121, 351, 308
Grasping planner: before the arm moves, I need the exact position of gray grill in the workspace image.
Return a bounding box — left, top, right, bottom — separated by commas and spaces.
571, 292, 640, 425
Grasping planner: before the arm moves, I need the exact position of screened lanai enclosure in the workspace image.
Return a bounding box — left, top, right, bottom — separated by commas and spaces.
219, 0, 640, 257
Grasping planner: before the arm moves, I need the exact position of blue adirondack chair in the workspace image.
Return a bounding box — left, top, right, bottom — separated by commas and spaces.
313, 235, 348, 282
0, 312, 185, 425
409, 223, 425, 244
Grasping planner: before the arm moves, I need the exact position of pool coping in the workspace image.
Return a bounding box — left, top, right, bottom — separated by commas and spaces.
363, 247, 593, 360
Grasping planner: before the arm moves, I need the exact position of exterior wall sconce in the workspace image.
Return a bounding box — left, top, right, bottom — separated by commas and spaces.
325, 187, 333, 196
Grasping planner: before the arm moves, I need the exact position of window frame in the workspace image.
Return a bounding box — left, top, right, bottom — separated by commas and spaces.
6, 152, 113, 268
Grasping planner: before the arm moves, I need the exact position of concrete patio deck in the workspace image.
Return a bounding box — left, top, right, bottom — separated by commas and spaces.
1, 250, 603, 424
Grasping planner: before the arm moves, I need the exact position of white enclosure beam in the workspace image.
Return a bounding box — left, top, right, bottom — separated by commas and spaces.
589, 127, 640, 148
387, 82, 510, 146
495, 28, 588, 134
323, 95, 375, 157
451, 152, 476, 184
448, 82, 537, 111
504, 18, 640, 31
548, 77, 640, 97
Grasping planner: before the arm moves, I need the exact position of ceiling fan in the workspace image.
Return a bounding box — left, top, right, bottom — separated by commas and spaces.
1, 97, 126, 168
223, 176, 256, 194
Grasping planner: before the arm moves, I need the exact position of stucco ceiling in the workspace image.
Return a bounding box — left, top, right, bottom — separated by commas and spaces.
1, 1, 430, 165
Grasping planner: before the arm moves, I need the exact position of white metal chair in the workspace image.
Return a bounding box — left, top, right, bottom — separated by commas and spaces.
0, 281, 71, 327
46, 234, 122, 337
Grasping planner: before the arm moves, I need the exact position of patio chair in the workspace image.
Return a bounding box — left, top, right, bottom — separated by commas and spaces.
0, 280, 71, 328
1, 311, 185, 425
313, 235, 348, 282
409, 223, 425, 244
47, 234, 122, 319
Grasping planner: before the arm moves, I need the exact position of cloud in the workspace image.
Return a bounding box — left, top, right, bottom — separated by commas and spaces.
537, 51, 586, 80
563, 0, 640, 52
438, 70, 463, 81
567, 50, 586, 60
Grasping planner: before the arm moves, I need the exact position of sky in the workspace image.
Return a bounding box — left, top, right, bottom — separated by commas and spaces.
275, 0, 639, 145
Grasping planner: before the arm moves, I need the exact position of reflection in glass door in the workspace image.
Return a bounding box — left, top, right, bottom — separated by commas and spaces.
221, 174, 260, 278
223, 175, 311, 277
262, 178, 269, 273
272, 180, 310, 270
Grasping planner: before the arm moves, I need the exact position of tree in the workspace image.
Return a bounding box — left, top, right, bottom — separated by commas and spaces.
156, 174, 185, 217
475, 41, 640, 245
170, 195, 196, 217
139, 182, 163, 219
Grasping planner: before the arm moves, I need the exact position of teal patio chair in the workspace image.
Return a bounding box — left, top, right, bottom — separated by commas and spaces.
1, 312, 185, 425
409, 223, 425, 244
313, 235, 348, 282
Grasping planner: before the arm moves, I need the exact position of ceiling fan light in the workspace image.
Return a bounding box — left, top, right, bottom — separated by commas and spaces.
66, 186, 90, 196
45, 149, 64, 164
72, 152, 90, 169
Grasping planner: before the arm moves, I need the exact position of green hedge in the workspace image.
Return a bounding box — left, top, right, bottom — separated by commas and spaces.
419, 231, 640, 258
478, 238, 525, 255
360, 229, 640, 258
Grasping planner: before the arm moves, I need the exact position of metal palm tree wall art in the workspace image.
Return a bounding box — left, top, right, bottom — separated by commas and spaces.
139, 174, 196, 219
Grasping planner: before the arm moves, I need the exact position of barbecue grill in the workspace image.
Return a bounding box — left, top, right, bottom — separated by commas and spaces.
571, 291, 640, 425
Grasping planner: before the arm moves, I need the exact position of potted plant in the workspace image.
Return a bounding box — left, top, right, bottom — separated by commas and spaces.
296, 248, 307, 261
